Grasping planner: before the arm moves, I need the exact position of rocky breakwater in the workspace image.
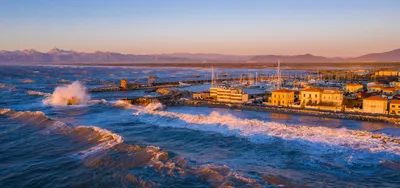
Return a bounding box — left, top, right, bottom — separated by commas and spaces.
170, 100, 400, 125
89, 86, 122, 92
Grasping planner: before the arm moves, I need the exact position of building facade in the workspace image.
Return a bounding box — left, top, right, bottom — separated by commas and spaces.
345, 83, 363, 93
321, 89, 343, 106
382, 87, 395, 95
363, 96, 388, 114
210, 86, 248, 103
193, 92, 211, 100
390, 100, 400, 115
300, 88, 323, 105
270, 89, 295, 107
374, 70, 399, 77
367, 85, 384, 93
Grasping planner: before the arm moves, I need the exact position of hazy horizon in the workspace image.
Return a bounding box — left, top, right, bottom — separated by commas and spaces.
1, 0, 399, 57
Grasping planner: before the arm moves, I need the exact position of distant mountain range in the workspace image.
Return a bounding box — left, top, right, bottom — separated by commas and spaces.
0, 48, 399, 64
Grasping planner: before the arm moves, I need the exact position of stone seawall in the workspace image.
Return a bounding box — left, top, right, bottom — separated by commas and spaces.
166, 100, 400, 125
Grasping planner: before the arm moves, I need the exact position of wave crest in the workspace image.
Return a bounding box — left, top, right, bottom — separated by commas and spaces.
121, 107, 400, 155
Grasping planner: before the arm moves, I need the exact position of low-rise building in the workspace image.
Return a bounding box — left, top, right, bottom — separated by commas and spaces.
389, 100, 400, 115
382, 87, 396, 95
300, 88, 323, 105
269, 89, 295, 107
390, 81, 400, 87
363, 96, 388, 114
193, 92, 211, 100
210, 86, 248, 103
374, 70, 400, 77
321, 89, 343, 106
345, 83, 363, 93
367, 85, 384, 93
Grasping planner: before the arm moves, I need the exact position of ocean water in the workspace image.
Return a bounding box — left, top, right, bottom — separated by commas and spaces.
0, 65, 399, 187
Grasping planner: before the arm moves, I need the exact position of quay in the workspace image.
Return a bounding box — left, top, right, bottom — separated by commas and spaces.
123, 95, 400, 125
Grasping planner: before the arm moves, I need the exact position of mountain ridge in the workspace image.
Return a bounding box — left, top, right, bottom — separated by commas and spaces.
0, 48, 399, 64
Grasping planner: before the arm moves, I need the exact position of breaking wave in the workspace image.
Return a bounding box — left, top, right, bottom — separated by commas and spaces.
114, 101, 400, 155
43, 81, 91, 106
26, 90, 51, 97
0, 108, 122, 157
0, 107, 262, 187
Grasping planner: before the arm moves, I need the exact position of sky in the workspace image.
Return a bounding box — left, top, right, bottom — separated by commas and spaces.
0, 0, 399, 57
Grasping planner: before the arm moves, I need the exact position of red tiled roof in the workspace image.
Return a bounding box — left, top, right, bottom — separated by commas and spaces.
364, 96, 388, 101
346, 83, 363, 86
383, 87, 395, 91
391, 100, 400, 104
301, 88, 322, 92
272, 89, 294, 93
369, 85, 384, 89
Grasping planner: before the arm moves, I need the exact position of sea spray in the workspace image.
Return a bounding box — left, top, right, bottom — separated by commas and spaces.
43, 81, 91, 106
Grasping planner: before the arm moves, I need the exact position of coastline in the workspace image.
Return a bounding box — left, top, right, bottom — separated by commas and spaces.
161, 99, 400, 125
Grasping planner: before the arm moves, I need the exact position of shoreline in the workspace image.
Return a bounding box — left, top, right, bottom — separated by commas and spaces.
161, 99, 400, 125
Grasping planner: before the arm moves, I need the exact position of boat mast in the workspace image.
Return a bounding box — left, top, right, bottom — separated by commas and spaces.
211, 65, 214, 87
277, 60, 281, 89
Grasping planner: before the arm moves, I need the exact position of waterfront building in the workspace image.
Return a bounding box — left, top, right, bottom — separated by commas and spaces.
193, 92, 211, 100
389, 100, 400, 115
321, 89, 343, 106
345, 83, 363, 93
300, 88, 323, 105
395, 87, 400, 95
374, 70, 399, 77
367, 85, 384, 93
210, 86, 248, 103
390, 81, 400, 87
120, 79, 129, 89
367, 82, 381, 87
382, 87, 396, 95
363, 96, 388, 114
270, 89, 294, 107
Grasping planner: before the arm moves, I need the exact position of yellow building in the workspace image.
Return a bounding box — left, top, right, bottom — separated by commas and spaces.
321, 89, 343, 106
345, 83, 363, 93
210, 86, 248, 103
363, 96, 388, 114
374, 70, 399, 76
389, 100, 400, 115
193, 92, 210, 100
367, 85, 384, 93
390, 81, 400, 87
120, 79, 129, 89
270, 89, 295, 107
300, 88, 323, 105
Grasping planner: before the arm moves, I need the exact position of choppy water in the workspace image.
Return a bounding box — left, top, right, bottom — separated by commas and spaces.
0, 65, 399, 187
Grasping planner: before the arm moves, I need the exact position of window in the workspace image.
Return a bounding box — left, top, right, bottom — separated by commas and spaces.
315, 94, 317, 98
392, 105, 396, 108
309, 94, 311, 97
303, 94, 306, 97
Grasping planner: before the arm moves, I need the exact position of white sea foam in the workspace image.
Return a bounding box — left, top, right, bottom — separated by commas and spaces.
0, 108, 122, 157
43, 81, 91, 106
113, 102, 400, 155
26, 90, 51, 97
73, 126, 123, 157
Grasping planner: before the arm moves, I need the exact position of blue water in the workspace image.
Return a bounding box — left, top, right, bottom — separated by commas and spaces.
0, 65, 399, 187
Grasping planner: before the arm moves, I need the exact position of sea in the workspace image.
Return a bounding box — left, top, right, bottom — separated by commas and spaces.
0, 65, 399, 187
